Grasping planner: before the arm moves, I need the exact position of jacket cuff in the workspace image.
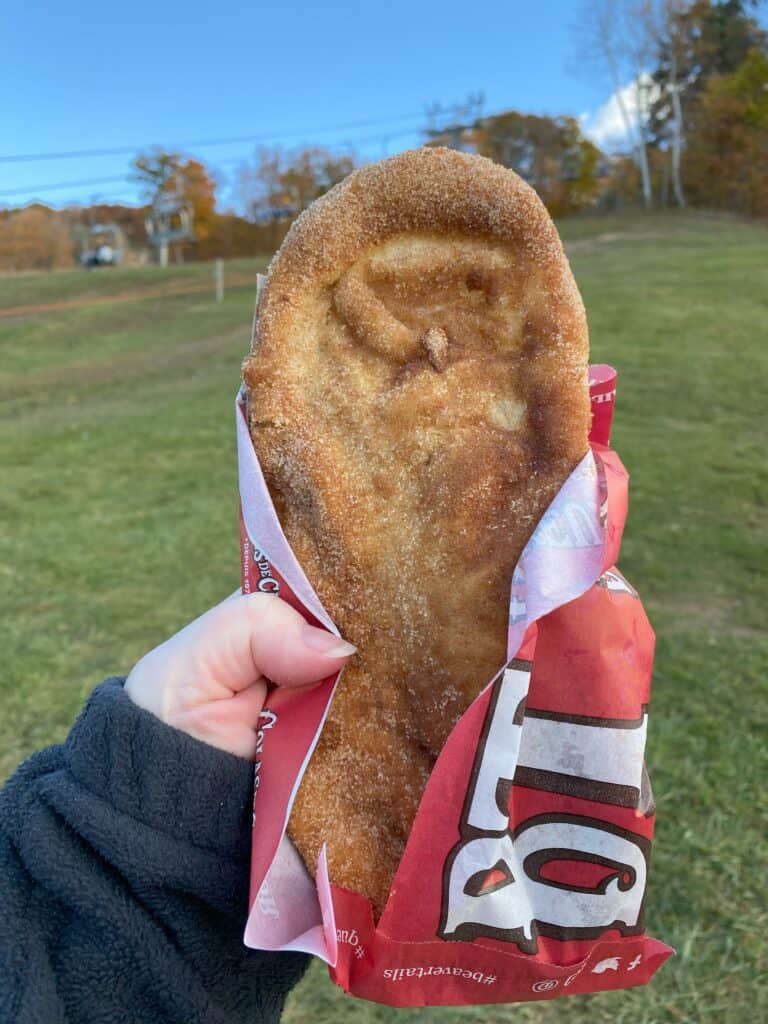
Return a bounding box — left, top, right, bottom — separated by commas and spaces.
65, 678, 255, 859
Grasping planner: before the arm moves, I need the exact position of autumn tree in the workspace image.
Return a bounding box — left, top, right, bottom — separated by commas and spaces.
670, 0, 767, 97
683, 47, 768, 215
237, 146, 356, 223
648, 0, 768, 205
474, 112, 602, 217
193, 212, 277, 261
132, 151, 217, 243
0, 205, 73, 272
573, 0, 768, 211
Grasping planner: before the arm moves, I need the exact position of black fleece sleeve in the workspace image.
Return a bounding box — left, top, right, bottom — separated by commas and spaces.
0, 678, 309, 1024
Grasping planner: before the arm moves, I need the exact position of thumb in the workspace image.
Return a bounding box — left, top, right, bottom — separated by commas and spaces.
174, 591, 356, 692
125, 592, 356, 756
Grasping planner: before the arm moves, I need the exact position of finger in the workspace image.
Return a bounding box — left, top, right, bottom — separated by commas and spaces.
190, 592, 356, 691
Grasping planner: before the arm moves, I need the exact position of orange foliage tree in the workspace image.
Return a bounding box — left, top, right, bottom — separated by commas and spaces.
237, 146, 356, 222
132, 151, 217, 245
472, 112, 602, 217
0, 205, 74, 271
684, 48, 768, 216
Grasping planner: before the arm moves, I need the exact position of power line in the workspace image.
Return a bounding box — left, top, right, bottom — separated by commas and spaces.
0, 111, 426, 165
212, 127, 422, 173
0, 127, 425, 198
330, 126, 421, 149
0, 175, 129, 197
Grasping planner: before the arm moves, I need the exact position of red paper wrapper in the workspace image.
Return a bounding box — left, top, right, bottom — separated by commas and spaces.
236, 364, 673, 1007
588, 363, 617, 447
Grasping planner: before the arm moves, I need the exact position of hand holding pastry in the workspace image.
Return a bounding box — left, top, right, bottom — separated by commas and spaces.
125, 591, 356, 760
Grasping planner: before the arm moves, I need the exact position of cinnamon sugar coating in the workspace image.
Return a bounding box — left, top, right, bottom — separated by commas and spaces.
242, 147, 590, 917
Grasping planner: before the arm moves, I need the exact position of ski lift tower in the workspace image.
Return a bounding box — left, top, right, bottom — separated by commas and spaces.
145, 191, 193, 267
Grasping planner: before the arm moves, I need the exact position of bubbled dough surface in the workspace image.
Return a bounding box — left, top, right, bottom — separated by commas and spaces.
243, 148, 590, 918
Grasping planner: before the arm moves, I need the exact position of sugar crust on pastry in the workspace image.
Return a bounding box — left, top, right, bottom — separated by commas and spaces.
242, 146, 591, 918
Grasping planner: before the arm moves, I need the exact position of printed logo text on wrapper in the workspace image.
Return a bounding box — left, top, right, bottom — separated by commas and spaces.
439, 655, 650, 953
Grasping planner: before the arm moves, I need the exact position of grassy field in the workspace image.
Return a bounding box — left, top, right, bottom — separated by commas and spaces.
2, 213, 766, 1023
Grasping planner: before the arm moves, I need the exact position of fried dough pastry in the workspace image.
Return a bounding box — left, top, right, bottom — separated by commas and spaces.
242, 147, 590, 917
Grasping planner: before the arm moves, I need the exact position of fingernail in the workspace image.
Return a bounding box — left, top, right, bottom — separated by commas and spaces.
301, 623, 357, 658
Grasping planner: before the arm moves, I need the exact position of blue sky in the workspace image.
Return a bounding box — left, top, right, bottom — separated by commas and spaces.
1, 1, 619, 209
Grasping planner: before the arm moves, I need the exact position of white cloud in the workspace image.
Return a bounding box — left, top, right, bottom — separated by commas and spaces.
581, 74, 660, 151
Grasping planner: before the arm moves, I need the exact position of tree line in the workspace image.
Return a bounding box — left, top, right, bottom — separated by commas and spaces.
576, 0, 768, 213
0, 0, 765, 272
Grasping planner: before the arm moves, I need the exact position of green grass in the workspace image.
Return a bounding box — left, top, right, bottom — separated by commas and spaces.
0, 256, 265, 308
2, 217, 767, 1023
